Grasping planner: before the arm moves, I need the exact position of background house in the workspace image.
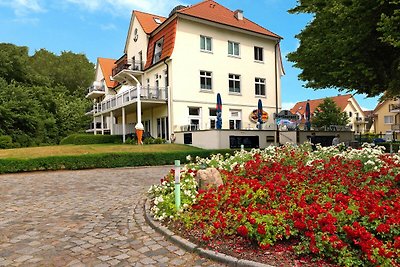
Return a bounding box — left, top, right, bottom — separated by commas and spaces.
86, 0, 284, 142
290, 94, 368, 133
372, 99, 400, 141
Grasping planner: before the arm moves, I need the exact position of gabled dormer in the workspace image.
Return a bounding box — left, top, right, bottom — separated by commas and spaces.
86, 57, 118, 99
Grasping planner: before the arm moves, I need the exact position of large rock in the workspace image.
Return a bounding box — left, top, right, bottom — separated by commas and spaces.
196, 167, 223, 190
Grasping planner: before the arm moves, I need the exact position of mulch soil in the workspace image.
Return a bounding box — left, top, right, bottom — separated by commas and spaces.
164, 220, 339, 267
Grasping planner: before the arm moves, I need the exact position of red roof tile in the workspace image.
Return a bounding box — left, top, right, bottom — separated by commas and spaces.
177, 0, 281, 39
134, 11, 166, 34
290, 94, 353, 117
144, 19, 177, 69
98, 58, 118, 88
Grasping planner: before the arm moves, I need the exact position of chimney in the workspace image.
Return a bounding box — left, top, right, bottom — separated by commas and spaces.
234, 9, 243, 20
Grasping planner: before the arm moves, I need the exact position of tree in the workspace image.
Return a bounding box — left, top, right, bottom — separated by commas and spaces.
288, 0, 400, 98
0, 43, 31, 84
312, 98, 349, 128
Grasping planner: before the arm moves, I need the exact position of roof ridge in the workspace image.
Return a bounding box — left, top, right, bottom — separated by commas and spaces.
296, 94, 353, 104
98, 57, 116, 61
133, 10, 166, 19
178, 0, 212, 13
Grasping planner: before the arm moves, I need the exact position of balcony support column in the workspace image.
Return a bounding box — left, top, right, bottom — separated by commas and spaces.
93, 116, 97, 135
101, 114, 104, 135
110, 111, 114, 135
122, 107, 126, 143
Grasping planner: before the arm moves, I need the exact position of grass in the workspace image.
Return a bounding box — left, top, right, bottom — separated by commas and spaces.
0, 144, 203, 160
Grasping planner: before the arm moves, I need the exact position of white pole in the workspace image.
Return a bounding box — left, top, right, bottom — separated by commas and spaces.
101, 114, 104, 135
167, 85, 172, 141
135, 85, 143, 130
122, 107, 126, 143
93, 116, 97, 135
110, 111, 114, 135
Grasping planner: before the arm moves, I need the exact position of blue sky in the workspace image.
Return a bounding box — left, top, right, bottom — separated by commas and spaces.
0, 0, 380, 110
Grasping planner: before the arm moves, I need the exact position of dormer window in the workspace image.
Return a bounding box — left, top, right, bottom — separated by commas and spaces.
153, 38, 164, 64
154, 17, 162, 24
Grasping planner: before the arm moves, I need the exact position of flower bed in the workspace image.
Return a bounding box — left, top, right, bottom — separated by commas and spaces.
148, 144, 400, 266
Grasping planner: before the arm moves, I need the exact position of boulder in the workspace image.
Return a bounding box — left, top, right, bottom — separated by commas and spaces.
196, 167, 223, 190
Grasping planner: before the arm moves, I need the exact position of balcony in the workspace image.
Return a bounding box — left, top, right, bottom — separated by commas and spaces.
392, 124, 400, 132
86, 83, 106, 99
92, 86, 168, 115
354, 117, 366, 124
112, 55, 144, 84
389, 103, 400, 113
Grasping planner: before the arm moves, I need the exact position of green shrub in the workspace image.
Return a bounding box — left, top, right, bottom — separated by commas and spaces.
0, 135, 13, 149
60, 134, 123, 145
0, 149, 234, 174
379, 142, 400, 153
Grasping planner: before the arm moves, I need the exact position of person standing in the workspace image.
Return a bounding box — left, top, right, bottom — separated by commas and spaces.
332, 134, 340, 146
310, 132, 317, 151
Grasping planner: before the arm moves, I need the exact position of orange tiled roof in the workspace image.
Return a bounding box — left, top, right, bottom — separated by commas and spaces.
144, 19, 178, 69
290, 94, 353, 118
134, 11, 167, 34
98, 58, 118, 88
177, 0, 281, 39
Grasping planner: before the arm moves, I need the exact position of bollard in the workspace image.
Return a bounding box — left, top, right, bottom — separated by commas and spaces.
241, 144, 244, 151
174, 160, 181, 210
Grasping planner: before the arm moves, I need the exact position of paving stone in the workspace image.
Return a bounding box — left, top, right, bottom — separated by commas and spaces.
0, 167, 227, 267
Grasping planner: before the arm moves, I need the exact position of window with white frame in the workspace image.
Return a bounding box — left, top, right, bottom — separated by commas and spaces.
229, 74, 241, 93
152, 38, 164, 64
255, 78, 266, 96
200, 71, 212, 90
254, 46, 263, 61
143, 120, 151, 134
229, 109, 241, 130
384, 115, 394, 124
228, 41, 240, 56
157, 117, 168, 139
209, 108, 217, 129
188, 107, 201, 130
200, 35, 212, 52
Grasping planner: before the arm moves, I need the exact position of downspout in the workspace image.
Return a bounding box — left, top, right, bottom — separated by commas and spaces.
275, 40, 280, 145
163, 58, 172, 141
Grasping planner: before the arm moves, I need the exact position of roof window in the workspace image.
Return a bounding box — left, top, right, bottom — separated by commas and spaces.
154, 17, 162, 24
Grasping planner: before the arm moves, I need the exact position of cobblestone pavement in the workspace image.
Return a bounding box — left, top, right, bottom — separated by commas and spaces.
0, 167, 225, 267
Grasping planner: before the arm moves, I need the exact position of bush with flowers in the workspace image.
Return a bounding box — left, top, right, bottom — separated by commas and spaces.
148, 143, 400, 266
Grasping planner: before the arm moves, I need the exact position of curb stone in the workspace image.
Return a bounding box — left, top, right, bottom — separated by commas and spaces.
144, 198, 275, 267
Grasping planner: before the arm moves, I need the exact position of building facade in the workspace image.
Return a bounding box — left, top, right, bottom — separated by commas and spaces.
86, 0, 284, 142
290, 94, 368, 133
372, 99, 400, 140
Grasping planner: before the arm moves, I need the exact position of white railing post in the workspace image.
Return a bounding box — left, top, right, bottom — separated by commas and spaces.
122, 107, 126, 143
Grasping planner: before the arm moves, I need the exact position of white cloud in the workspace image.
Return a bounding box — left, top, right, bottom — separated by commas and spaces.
63, 0, 185, 17
0, 0, 45, 16
282, 102, 297, 110
100, 23, 116, 31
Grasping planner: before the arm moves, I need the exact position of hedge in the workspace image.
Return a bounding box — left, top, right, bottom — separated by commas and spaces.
379, 142, 400, 153
60, 134, 123, 145
0, 149, 234, 174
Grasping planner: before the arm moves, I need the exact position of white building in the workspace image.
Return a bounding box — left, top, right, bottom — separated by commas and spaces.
86, 0, 284, 142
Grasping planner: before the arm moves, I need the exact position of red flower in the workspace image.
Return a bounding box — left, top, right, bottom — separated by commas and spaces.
376, 223, 390, 234
257, 224, 266, 235
237, 225, 249, 237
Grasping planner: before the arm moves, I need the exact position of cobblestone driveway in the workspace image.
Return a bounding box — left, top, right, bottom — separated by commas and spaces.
0, 167, 224, 267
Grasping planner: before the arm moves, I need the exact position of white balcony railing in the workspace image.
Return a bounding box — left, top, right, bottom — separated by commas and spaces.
92, 86, 168, 114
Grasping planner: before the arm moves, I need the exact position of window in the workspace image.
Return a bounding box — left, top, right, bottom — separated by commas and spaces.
209, 108, 217, 129
143, 120, 151, 134
200, 36, 212, 52
157, 117, 168, 139
255, 78, 266, 96
188, 107, 201, 130
384, 115, 394, 124
229, 74, 241, 93
200, 71, 212, 90
152, 38, 164, 64
349, 111, 353, 117
154, 17, 162, 24
229, 109, 241, 129
254, 46, 263, 61
228, 41, 240, 56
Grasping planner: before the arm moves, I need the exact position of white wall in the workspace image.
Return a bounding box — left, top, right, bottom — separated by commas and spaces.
170, 18, 281, 132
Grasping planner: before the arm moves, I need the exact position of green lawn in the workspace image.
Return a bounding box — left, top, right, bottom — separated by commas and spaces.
0, 144, 202, 160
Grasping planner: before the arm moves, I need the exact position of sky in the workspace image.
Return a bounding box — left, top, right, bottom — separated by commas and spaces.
0, 0, 380, 110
